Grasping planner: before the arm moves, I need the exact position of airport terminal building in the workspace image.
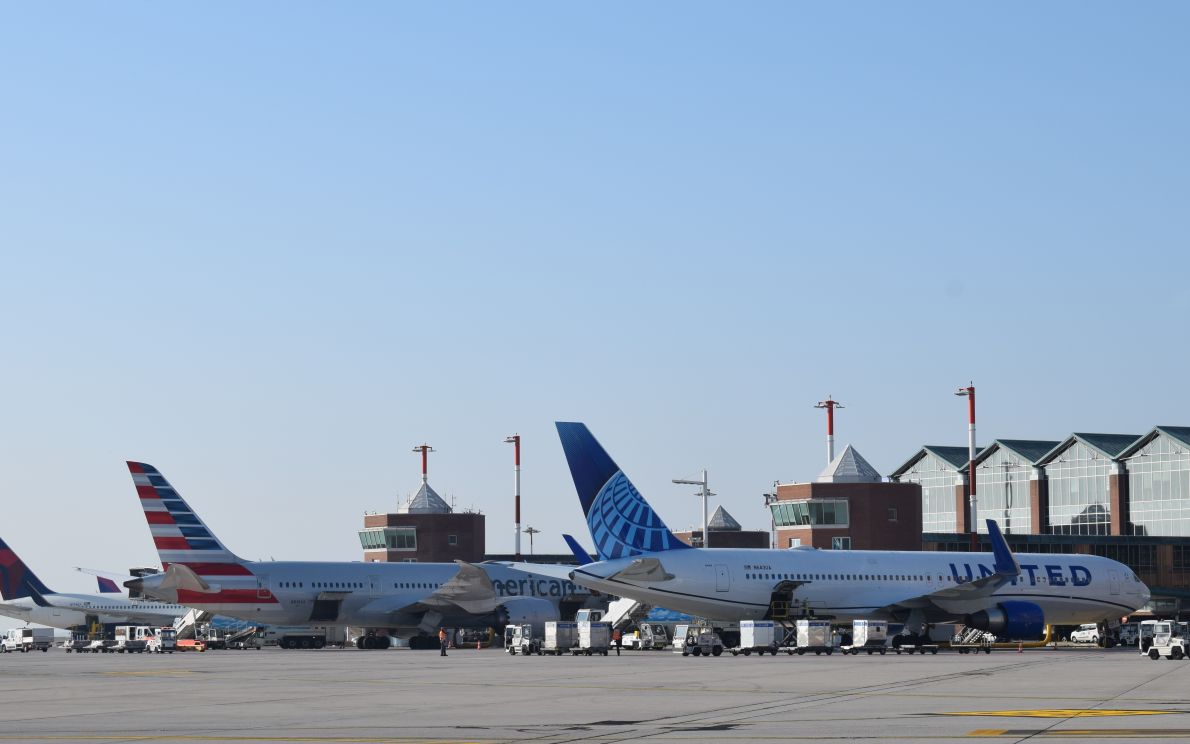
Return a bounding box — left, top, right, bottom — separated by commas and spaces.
887, 426, 1190, 613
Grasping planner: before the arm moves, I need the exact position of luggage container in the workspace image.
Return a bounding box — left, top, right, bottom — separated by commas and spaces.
795, 620, 834, 656
732, 620, 778, 656
543, 622, 578, 655
842, 620, 888, 655
578, 622, 610, 656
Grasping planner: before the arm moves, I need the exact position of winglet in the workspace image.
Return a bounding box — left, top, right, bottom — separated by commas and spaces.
986, 519, 1019, 576
563, 534, 594, 565
26, 583, 51, 608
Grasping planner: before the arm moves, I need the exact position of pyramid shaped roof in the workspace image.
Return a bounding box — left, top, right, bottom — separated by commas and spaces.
398, 481, 452, 514
817, 444, 882, 483
708, 505, 741, 531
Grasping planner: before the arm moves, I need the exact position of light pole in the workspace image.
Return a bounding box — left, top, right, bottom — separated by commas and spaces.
763, 482, 780, 549
954, 383, 977, 548
522, 526, 540, 555
814, 397, 845, 466
673, 471, 710, 548
504, 435, 521, 558
412, 444, 435, 490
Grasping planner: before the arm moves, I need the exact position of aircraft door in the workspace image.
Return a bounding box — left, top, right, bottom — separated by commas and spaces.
1109, 570, 1120, 596
369, 575, 381, 597
715, 564, 730, 592
257, 575, 270, 600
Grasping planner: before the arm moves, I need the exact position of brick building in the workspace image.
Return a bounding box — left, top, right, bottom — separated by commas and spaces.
674, 505, 770, 549
359, 477, 485, 563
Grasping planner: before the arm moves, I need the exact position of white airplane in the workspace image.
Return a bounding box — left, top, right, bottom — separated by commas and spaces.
124, 462, 602, 648
0, 537, 187, 630
555, 422, 1151, 641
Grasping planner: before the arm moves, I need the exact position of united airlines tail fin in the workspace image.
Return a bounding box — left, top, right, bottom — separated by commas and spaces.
127, 462, 247, 571
0, 537, 53, 599
555, 422, 691, 560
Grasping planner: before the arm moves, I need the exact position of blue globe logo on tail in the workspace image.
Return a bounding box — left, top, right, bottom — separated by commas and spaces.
557, 422, 691, 561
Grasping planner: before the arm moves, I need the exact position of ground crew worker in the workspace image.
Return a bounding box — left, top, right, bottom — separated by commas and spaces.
439, 627, 448, 657
612, 627, 622, 656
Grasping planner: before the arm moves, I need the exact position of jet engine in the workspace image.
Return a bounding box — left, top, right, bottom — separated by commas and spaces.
496, 597, 559, 634
965, 600, 1045, 640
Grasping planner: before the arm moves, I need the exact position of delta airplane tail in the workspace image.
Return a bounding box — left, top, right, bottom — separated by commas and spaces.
0, 537, 53, 600
127, 462, 248, 574
556, 422, 691, 560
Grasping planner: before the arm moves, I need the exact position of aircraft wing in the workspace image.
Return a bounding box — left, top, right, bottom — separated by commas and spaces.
876, 520, 1020, 617
370, 561, 503, 617
0, 601, 32, 616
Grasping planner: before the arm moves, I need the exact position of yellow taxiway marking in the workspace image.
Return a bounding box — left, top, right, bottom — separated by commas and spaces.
102, 669, 196, 677
943, 709, 1177, 718
968, 729, 1190, 738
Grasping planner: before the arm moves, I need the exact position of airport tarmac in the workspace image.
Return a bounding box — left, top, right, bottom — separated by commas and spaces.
0, 646, 1187, 743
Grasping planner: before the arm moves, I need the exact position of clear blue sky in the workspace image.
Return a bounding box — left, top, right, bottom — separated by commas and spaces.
1, 3, 1188, 594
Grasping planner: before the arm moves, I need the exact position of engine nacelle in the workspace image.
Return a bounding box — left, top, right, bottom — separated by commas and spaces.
496, 597, 559, 634
965, 600, 1045, 640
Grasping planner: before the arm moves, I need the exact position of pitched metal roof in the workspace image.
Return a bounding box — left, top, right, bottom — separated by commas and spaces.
1157, 426, 1190, 449
889, 445, 983, 479
707, 505, 741, 531
817, 444, 882, 483
1119, 426, 1190, 460
398, 481, 452, 514
1037, 432, 1141, 464
974, 439, 1061, 466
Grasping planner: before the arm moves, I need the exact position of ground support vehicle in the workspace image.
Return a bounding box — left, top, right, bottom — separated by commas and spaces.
794, 620, 834, 656
1069, 623, 1100, 644
950, 626, 994, 654
578, 622, 610, 655
1141, 621, 1188, 660
87, 639, 114, 653
146, 628, 177, 654
732, 620, 778, 656
681, 626, 725, 657
842, 620, 888, 655
892, 643, 939, 655
176, 639, 207, 652
62, 633, 91, 653
264, 626, 343, 649
113, 626, 153, 653
2, 628, 53, 653
506, 624, 540, 656
624, 623, 669, 650
542, 622, 578, 655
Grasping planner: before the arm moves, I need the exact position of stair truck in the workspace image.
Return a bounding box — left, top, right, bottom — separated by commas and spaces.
795, 619, 834, 655
732, 620, 779, 656
841, 620, 888, 655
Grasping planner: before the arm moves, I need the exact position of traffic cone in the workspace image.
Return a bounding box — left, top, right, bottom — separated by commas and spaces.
1017, 642, 1023, 653
476, 640, 481, 650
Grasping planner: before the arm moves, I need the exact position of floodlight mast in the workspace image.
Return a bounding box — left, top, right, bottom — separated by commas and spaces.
505, 435, 522, 558
814, 396, 845, 465
673, 471, 709, 548
955, 383, 977, 548
412, 444, 435, 485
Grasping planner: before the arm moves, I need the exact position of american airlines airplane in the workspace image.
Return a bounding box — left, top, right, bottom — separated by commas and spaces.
555, 422, 1151, 641
0, 537, 187, 631
124, 462, 602, 647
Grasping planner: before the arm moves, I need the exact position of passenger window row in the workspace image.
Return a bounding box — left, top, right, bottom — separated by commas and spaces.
272, 580, 443, 590
743, 572, 953, 582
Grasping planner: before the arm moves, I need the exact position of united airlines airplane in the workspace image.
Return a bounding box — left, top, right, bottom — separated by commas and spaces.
123, 462, 602, 647
0, 537, 187, 631
556, 422, 1151, 641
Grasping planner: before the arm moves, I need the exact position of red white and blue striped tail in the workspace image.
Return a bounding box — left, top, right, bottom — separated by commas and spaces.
127, 462, 251, 576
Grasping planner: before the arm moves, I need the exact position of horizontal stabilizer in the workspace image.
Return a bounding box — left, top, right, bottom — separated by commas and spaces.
608, 557, 674, 584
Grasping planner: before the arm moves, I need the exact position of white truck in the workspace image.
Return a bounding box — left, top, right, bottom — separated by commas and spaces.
113, 625, 154, 653
623, 623, 669, 650
2, 628, 54, 653
732, 620, 778, 656
146, 627, 177, 654
543, 621, 579, 655
795, 620, 834, 656
842, 620, 888, 655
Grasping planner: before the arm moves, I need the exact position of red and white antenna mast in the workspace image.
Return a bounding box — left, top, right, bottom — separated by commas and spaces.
955, 383, 977, 546
412, 443, 435, 486
814, 396, 845, 465
504, 434, 522, 558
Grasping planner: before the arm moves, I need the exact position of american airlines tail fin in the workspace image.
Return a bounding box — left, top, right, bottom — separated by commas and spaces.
127, 462, 248, 572
0, 537, 53, 599
555, 422, 691, 560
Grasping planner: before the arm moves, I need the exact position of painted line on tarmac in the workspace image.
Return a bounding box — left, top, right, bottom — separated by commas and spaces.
967, 729, 1190, 738
102, 670, 197, 677
940, 709, 1181, 718
0, 737, 486, 743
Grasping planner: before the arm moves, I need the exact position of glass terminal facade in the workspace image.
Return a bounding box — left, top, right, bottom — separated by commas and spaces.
893, 451, 960, 533
1045, 440, 1112, 535
974, 447, 1033, 534
1126, 433, 1190, 537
